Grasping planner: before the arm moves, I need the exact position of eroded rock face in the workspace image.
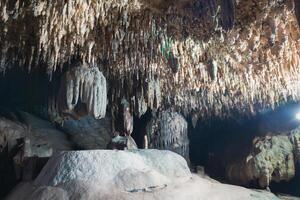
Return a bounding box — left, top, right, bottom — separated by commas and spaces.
227, 128, 300, 188
290, 126, 300, 165
0, 111, 73, 191
146, 111, 189, 161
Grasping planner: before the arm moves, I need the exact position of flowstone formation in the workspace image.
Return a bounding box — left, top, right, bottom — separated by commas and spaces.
1, 0, 300, 121
146, 111, 189, 161
56, 64, 107, 120
227, 127, 300, 188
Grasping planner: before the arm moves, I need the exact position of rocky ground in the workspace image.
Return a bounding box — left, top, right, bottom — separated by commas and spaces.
5, 150, 282, 200
1, 109, 300, 199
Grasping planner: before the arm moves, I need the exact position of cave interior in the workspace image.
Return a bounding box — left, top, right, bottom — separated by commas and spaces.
1, 0, 300, 199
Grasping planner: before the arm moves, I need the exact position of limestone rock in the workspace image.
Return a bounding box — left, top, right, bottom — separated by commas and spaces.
7, 150, 281, 200
227, 134, 295, 188
290, 126, 300, 164
34, 150, 191, 187
1, 0, 300, 120
121, 99, 133, 135
0, 117, 26, 152
247, 135, 295, 188
146, 111, 189, 161
61, 115, 112, 150
27, 186, 69, 200
19, 112, 72, 157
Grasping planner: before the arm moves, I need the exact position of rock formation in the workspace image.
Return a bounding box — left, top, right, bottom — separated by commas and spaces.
6, 150, 281, 200
60, 115, 112, 150
0, 0, 300, 121
57, 64, 107, 120
0, 117, 26, 153
227, 127, 300, 188
146, 111, 189, 161
121, 99, 133, 135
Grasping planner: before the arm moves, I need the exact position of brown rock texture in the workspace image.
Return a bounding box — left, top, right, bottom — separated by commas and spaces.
0, 0, 300, 120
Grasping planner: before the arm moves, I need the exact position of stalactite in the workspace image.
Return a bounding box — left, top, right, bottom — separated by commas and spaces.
58, 63, 107, 120
147, 76, 161, 111
0, 0, 300, 120
146, 110, 189, 161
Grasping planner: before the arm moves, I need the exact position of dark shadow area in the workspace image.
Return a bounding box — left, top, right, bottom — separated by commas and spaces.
132, 109, 152, 148
189, 102, 300, 197
0, 67, 61, 119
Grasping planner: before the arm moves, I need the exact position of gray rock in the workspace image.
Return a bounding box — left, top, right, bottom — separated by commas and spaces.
227, 135, 295, 188
28, 186, 69, 200
61, 115, 112, 150
19, 112, 72, 157
34, 149, 191, 186
0, 117, 26, 152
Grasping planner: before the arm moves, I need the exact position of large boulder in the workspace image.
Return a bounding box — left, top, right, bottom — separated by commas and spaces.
60, 115, 112, 150
6, 149, 281, 200
246, 135, 295, 188
227, 134, 296, 188
34, 150, 191, 187
19, 112, 72, 157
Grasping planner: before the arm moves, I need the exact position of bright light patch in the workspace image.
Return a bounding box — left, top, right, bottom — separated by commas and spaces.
296, 112, 300, 120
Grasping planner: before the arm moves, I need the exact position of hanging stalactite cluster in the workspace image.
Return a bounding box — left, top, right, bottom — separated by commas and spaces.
56, 63, 107, 120
0, 0, 300, 121
146, 110, 189, 161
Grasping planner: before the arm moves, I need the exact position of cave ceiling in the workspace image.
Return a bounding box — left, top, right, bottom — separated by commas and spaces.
1, 0, 300, 121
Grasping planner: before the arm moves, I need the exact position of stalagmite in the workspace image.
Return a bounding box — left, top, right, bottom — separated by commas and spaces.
121, 99, 133, 135
58, 63, 107, 119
